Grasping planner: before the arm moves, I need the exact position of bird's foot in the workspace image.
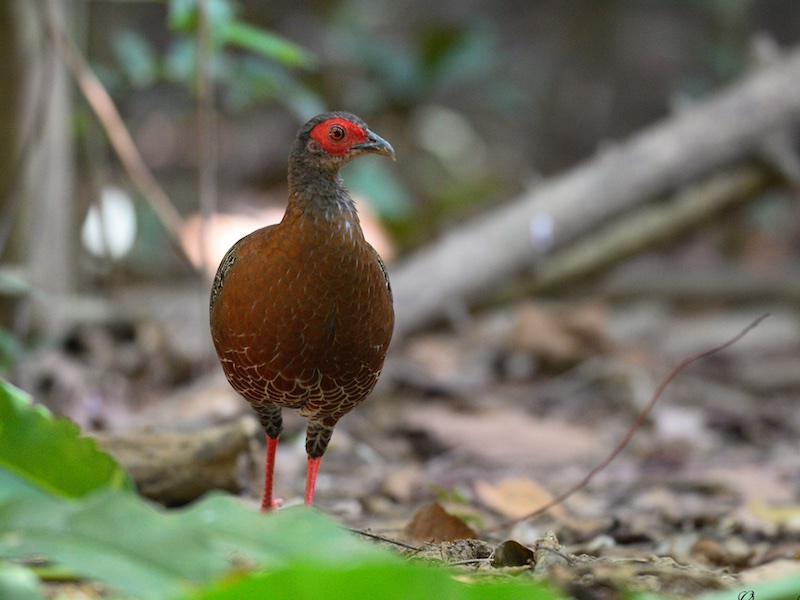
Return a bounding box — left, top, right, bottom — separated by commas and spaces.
260, 496, 283, 512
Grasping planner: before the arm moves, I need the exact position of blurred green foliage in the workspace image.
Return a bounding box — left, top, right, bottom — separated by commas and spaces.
3, 379, 800, 598
85, 0, 796, 254
0, 380, 561, 599
104, 0, 322, 113
0, 329, 22, 374
0, 380, 131, 498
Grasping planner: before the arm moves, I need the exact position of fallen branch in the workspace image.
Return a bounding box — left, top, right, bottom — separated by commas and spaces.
495, 165, 774, 300
600, 263, 800, 304
481, 314, 769, 533
390, 44, 800, 340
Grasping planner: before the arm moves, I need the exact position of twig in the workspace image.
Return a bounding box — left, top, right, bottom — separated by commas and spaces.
482, 314, 770, 533
347, 527, 421, 551
196, 0, 218, 278
37, 2, 197, 271
448, 558, 492, 566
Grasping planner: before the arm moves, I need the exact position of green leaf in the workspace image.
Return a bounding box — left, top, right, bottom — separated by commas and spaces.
169, 0, 202, 32
112, 28, 159, 88
0, 380, 131, 498
168, 0, 234, 38
175, 494, 383, 566
182, 560, 556, 600
0, 490, 224, 599
0, 479, 389, 600
219, 21, 317, 69
164, 37, 198, 82
0, 328, 24, 373
0, 563, 46, 600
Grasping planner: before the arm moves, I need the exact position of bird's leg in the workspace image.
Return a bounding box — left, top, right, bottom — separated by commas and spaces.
254, 404, 283, 511
304, 456, 322, 505
262, 434, 280, 511
304, 420, 334, 506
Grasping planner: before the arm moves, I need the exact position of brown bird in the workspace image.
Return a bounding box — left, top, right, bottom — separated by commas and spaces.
209, 112, 395, 509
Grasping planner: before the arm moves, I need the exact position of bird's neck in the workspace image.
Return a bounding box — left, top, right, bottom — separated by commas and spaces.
286, 162, 361, 230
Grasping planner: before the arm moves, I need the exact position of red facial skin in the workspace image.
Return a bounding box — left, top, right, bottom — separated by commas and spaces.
308, 118, 368, 156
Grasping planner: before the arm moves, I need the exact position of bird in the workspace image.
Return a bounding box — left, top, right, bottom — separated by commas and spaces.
209, 112, 395, 510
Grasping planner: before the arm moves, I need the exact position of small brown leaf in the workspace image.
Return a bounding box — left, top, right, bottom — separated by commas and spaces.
511, 301, 608, 365
402, 502, 477, 543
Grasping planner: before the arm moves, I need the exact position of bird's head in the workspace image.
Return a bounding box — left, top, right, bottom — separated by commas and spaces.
292, 112, 395, 174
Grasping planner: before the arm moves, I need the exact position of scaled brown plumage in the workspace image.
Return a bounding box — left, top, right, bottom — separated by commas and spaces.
210, 112, 395, 509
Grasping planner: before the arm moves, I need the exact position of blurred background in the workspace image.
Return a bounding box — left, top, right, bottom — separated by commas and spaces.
1, 0, 800, 536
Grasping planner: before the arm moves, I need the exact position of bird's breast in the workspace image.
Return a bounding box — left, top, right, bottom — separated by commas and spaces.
210, 217, 394, 396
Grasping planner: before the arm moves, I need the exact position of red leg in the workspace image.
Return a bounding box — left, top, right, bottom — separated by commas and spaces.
260, 435, 281, 511
304, 456, 323, 506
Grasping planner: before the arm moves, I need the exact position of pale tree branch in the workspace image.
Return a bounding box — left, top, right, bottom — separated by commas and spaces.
390, 44, 800, 341
493, 164, 775, 302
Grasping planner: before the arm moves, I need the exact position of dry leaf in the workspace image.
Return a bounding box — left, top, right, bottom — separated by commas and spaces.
402, 502, 477, 543
403, 406, 600, 465
474, 477, 567, 519
746, 501, 800, 532
511, 302, 608, 364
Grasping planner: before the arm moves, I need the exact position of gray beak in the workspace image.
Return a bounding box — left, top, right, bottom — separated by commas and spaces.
353, 129, 396, 160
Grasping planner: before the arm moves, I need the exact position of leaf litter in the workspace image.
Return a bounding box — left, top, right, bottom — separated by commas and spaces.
9, 294, 800, 598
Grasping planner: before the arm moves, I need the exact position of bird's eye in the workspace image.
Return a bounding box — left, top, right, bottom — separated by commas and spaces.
328, 125, 346, 142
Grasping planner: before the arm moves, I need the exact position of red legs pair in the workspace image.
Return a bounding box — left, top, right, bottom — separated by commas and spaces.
260, 434, 322, 511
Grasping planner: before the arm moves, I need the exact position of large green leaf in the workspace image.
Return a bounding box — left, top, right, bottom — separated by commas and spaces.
0, 482, 387, 600
181, 560, 556, 600
175, 493, 382, 565
0, 490, 222, 598
0, 380, 556, 600
0, 381, 130, 498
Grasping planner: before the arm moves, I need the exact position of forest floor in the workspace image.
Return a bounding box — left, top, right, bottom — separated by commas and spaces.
15, 261, 800, 599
